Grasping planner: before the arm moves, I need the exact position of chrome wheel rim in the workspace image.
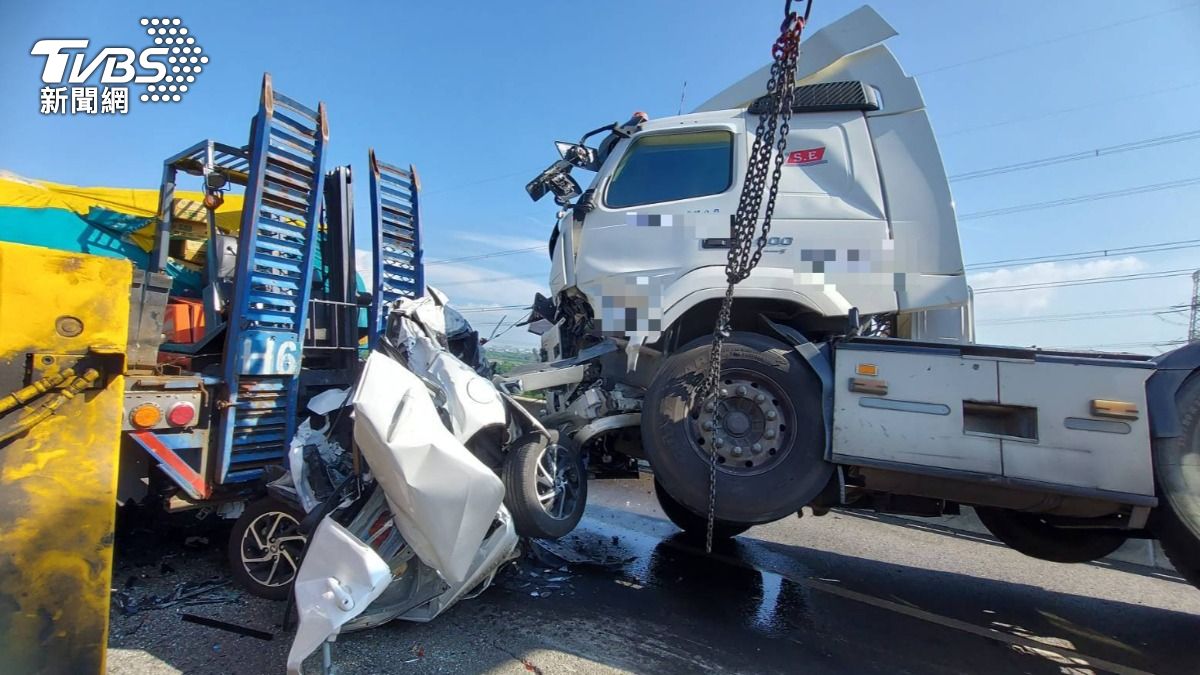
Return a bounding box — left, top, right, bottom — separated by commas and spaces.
534, 443, 581, 520
240, 510, 306, 588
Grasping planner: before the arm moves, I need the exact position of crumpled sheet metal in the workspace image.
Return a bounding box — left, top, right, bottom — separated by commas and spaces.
351, 351, 505, 586
285, 519, 391, 675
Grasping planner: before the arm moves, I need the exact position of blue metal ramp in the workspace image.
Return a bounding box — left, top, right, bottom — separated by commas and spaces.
217, 74, 329, 484
368, 150, 423, 347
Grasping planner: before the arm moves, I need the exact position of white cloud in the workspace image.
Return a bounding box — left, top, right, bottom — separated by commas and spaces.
355, 248, 373, 290
355, 246, 545, 314
352, 247, 543, 346
968, 256, 1145, 316
430, 262, 547, 348
426, 261, 547, 308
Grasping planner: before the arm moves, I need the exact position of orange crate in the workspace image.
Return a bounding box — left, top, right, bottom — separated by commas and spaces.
162, 298, 206, 344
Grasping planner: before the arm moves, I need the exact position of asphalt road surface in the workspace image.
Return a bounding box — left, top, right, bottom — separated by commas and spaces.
108, 477, 1200, 674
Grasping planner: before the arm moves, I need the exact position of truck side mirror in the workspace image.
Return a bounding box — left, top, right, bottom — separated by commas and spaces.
555, 141, 601, 172
525, 160, 582, 205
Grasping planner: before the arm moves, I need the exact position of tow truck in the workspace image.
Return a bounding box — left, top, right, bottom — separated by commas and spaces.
507, 5, 1200, 588
0, 71, 431, 668
118, 75, 383, 598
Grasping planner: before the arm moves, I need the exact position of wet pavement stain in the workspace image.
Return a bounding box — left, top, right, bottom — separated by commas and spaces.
105, 478, 1200, 675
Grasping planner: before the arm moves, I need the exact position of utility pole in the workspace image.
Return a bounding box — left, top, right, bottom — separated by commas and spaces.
1190, 269, 1200, 343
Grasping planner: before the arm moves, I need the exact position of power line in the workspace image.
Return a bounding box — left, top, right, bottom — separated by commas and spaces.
1040, 340, 1187, 351
914, 3, 1200, 77
949, 130, 1200, 183
959, 177, 1200, 221
940, 79, 1200, 139
973, 268, 1194, 294
425, 246, 543, 266
456, 304, 531, 314
421, 169, 535, 196
484, 341, 538, 351
977, 306, 1186, 326
431, 272, 544, 288
965, 238, 1200, 271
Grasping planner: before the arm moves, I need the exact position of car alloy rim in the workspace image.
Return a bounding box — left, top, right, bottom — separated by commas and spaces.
534, 442, 581, 520
240, 510, 307, 587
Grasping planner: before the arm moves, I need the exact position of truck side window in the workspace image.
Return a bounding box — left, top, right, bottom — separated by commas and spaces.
605, 130, 733, 208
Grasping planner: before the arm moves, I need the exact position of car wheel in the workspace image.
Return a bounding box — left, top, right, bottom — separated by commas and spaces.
502, 431, 587, 539
227, 497, 307, 600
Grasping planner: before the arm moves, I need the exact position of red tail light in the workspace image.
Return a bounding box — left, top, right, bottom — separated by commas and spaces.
167, 402, 196, 427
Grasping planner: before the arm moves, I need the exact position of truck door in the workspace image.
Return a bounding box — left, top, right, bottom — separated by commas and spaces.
570, 121, 745, 336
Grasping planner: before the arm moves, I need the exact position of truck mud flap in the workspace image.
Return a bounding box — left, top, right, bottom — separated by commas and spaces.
761, 317, 834, 460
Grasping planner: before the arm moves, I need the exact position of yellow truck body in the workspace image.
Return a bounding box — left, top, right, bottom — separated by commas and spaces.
0, 241, 130, 673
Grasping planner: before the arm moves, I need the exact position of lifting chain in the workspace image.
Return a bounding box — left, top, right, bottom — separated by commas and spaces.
700, 0, 811, 553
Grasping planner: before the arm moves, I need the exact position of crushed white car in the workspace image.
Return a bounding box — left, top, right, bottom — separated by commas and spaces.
285, 293, 588, 674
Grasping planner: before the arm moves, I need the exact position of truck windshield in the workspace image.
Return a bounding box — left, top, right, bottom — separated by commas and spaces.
605, 131, 733, 208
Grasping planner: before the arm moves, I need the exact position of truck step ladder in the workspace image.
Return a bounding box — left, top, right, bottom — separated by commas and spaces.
368, 150, 423, 347
218, 74, 329, 484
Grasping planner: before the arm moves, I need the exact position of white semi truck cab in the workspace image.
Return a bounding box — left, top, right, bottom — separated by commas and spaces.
539, 7, 969, 361
504, 7, 1200, 588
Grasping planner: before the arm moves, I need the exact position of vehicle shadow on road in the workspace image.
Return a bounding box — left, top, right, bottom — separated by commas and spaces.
835, 508, 1192, 586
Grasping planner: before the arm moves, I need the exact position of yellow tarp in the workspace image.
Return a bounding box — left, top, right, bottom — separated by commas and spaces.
0, 171, 244, 253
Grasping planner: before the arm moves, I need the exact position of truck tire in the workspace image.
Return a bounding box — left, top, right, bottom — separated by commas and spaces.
654, 478, 751, 540
502, 431, 587, 539
641, 331, 833, 524
974, 507, 1126, 563
228, 497, 308, 600
1152, 373, 1200, 588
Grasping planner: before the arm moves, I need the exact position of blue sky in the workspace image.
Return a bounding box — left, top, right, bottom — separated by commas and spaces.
2, 1, 1198, 352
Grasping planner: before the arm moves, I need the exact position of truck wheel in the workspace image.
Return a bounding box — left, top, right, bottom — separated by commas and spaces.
641, 331, 833, 524
228, 497, 308, 600
654, 479, 751, 540
974, 507, 1126, 563
1152, 373, 1200, 588
503, 431, 587, 539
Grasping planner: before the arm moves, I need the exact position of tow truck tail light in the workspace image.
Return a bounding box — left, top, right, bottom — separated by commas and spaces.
167, 401, 197, 427
129, 403, 162, 429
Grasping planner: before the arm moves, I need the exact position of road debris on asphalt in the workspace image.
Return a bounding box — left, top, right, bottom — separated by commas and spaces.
180, 614, 274, 641
112, 578, 239, 615
530, 536, 635, 568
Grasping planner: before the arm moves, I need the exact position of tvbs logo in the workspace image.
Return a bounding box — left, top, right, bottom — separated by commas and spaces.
31, 17, 208, 115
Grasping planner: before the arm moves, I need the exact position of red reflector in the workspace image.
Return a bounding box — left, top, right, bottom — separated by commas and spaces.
167, 402, 196, 427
